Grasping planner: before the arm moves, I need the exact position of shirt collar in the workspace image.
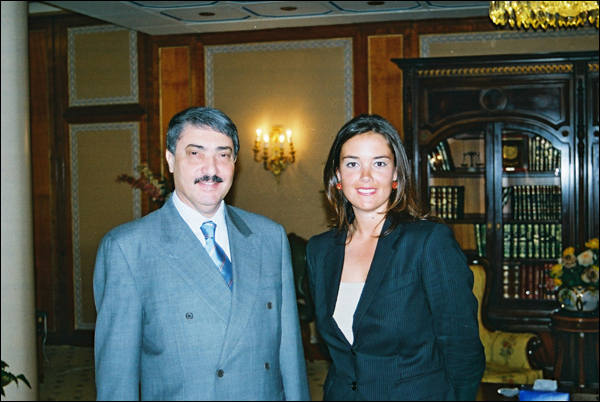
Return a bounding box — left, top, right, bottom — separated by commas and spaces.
172, 190, 227, 233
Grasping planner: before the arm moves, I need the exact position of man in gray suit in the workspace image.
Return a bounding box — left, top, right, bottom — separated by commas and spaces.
94, 107, 310, 401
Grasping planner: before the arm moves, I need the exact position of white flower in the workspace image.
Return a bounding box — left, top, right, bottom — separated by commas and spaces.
577, 250, 594, 267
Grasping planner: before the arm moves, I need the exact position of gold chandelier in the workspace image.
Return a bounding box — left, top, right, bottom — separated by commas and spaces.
253, 125, 296, 181
489, 1, 599, 29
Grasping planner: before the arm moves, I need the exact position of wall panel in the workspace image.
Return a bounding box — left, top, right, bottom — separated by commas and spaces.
368, 34, 403, 137
69, 123, 140, 329
206, 39, 352, 239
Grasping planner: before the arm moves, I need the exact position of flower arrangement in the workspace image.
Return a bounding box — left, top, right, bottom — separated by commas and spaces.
550, 239, 599, 289
116, 164, 171, 205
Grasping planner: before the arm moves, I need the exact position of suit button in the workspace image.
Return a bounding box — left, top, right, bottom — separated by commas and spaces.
217, 369, 224, 378
350, 348, 356, 356
351, 381, 357, 391
266, 302, 273, 309
264, 362, 270, 370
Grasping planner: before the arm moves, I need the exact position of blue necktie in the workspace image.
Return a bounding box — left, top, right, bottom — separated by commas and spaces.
200, 221, 233, 290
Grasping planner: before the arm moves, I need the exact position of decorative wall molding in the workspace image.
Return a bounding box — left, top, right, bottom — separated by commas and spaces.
420, 28, 599, 57
204, 38, 354, 122
418, 64, 573, 77
70, 122, 140, 330
68, 25, 139, 106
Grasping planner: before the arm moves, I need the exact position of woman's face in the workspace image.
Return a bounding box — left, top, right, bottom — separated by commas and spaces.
337, 132, 397, 217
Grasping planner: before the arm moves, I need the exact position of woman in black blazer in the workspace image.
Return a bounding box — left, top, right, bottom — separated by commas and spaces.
307, 114, 485, 401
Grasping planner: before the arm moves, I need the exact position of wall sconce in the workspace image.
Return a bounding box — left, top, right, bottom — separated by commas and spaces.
253, 125, 296, 181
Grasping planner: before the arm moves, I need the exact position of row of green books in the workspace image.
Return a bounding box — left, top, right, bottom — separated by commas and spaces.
503, 223, 562, 259
428, 140, 454, 171
430, 186, 464, 220
502, 263, 557, 300
509, 185, 562, 220
529, 136, 560, 172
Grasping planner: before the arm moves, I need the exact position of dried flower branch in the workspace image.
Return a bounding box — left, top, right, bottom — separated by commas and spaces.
116, 164, 171, 205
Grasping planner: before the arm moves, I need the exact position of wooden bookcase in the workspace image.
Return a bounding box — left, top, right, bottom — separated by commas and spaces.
393, 52, 599, 333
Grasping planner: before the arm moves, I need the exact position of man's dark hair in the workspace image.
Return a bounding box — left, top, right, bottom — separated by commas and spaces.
166, 107, 239, 157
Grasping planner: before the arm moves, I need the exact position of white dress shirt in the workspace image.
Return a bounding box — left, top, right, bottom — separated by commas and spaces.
171, 190, 232, 260
333, 282, 365, 345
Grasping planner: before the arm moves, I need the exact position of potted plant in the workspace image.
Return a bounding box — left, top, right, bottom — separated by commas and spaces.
1, 360, 31, 397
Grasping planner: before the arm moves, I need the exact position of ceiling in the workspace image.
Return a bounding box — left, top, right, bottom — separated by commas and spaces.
33, 1, 491, 36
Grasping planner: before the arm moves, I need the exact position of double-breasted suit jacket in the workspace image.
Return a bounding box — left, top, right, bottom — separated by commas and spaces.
94, 197, 310, 401
307, 218, 485, 401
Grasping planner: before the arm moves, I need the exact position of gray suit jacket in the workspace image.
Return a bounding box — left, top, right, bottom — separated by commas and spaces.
94, 198, 310, 400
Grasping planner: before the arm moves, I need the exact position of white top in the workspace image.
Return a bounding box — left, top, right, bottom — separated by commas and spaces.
171, 190, 231, 260
333, 282, 365, 345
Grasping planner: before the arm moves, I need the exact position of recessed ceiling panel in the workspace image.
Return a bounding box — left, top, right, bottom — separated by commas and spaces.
161, 5, 251, 22
130, 1, 217, 8
331, 1, 421, 13
41, 1, 495, 35
427, 1, 489, 9
243, 2, 332, 18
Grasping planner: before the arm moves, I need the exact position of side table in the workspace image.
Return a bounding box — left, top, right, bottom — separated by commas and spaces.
550, 310, 599, 388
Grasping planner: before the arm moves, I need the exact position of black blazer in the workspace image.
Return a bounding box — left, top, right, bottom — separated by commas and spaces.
307, 218, 485, 401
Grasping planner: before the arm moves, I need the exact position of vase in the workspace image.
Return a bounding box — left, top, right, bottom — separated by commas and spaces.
557, 286, 599, 313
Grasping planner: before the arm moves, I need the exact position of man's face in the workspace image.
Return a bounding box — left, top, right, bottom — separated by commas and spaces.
166, 124, 236, 217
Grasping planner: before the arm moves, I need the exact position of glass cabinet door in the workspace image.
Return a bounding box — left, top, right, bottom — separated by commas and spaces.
496, 125, 568, 303
425, 129, 488, 261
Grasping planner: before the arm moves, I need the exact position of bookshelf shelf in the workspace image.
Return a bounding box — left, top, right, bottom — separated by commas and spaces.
502, 171, 560, 178
503, 219, 562, 224
394, 51, 599, 335
431, 171, 484, 178
444, 216, 485, 224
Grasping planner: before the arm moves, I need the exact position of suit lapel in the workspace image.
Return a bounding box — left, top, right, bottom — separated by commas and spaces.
219, 206, 261, 364
323, 231, 348, 344
154, 199, 232, 323
352, 218, 403, 339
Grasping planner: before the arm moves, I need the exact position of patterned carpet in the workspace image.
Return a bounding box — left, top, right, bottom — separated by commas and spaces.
39, 345, 330, 401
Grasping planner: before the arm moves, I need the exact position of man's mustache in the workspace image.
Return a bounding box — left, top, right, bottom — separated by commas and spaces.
194, 175, 224, 184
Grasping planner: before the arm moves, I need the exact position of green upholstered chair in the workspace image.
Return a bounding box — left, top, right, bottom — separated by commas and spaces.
470, 264, 544, 385
288, 233, 316, 361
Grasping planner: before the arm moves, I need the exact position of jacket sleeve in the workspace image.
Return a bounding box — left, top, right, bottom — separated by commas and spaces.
420, 224, 486, 401
278, 226, 311, 401
94, 234, 142, 401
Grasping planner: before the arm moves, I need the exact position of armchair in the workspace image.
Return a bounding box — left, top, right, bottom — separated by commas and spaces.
470, 264, 544, 384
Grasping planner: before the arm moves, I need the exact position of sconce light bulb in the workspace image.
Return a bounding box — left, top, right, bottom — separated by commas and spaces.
263, 134, 270, 143
279, 134, 285, 143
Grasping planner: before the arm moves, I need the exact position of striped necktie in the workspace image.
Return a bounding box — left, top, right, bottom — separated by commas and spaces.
200, 221, 233, 290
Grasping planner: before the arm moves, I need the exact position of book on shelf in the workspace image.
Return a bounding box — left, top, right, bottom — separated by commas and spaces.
509, 185, 562, 221
429, 186, 464, 220
503, 263, 556, 300
428, 139, 454, 172
502, 187, 512, 208
473, 223, 486, 257
503, 223, 562, 259
528, 135, 561, 172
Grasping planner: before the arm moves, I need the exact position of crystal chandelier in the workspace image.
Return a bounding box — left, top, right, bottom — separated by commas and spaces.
489, 1, 599, 29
